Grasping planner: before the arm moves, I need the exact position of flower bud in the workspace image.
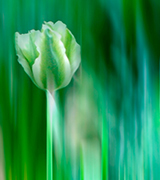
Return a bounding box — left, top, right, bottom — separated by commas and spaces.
15, 21, 81, 92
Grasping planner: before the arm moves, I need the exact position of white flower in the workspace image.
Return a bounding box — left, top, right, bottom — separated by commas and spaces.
15, 21, 81, 92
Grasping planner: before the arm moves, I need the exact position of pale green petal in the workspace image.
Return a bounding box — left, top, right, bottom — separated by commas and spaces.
15, 31, 40, 66
36, 27, 71, 91
15, 30, 41, 83
32, 56, 45, 90
15, 32, 33, 79
45, 21, 66, 43
63, 29, 81, 76
45, 21, 81, 75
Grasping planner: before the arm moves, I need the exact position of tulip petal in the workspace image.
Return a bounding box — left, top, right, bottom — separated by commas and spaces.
45, 21, 81, 75
33, 27, 71, 91
15, 31, 40, 66
63, 29, 81, 76
15, 31, 41, 84
23, 30, 40, 66
15, 32, 33, 79
32, 56, 45, 90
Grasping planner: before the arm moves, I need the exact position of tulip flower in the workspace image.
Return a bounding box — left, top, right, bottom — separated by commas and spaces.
15, 21, 81, 180
15, 21, 81, 93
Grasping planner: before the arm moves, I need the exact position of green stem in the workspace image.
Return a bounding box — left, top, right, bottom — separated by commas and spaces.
46, 91, 54, 180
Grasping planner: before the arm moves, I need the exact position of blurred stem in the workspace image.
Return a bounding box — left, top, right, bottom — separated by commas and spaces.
46, 91, 54, 180
81, 140, 101, 180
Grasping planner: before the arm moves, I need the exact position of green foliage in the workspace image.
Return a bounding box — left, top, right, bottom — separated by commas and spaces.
0, 0, 160, 179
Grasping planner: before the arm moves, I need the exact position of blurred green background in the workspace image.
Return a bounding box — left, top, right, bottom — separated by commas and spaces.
0, 0, 160, 179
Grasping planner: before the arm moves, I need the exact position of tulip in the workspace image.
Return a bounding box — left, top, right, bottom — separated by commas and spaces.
15, 21, 81, 180
15, 21, 81, 93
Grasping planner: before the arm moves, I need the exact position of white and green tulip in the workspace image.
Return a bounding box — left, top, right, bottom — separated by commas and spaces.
15, 21, 81, 92
15, 21, 81, 180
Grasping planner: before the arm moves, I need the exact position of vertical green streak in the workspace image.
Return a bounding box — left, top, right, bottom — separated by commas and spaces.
47, 92, 53, 180
80, 146, 84, 180
159, 59, 160, 121
102, 118, 108, 180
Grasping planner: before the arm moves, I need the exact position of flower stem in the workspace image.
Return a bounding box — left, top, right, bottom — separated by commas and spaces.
46, 91, 54, 180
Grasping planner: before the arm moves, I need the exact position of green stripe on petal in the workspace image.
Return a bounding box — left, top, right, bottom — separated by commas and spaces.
38, 27, 71, 91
